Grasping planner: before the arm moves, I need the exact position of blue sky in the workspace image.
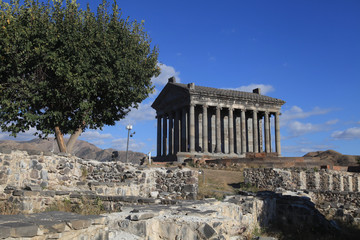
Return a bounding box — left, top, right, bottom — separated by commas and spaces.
1, 0, 360, 157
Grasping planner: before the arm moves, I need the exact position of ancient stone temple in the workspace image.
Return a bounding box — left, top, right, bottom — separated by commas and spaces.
151, 77, 286, 162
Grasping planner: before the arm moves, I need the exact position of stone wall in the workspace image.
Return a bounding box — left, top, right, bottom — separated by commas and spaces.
244, 167, 360, 192
0, 191, 339, 240
244, 167, 360, 224
311, 191, 360, 224
0, 150, 197, 213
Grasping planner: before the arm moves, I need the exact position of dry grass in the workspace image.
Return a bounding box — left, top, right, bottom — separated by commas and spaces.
196, 168, 247, 200
45, 197, 105, 215
0, 201, 21, 215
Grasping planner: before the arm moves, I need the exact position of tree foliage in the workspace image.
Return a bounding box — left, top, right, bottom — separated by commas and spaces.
0, 0, 160, 152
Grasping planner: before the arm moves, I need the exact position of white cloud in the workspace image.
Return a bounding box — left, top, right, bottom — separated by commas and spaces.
281, 106, 332, 126
121, 102, 156, 125
111, 138, 146, 152
80, 131, 113, 140
287, 121, 322, 137
325, 119, 339, 125
151, 63, 180, 86
331, 127, 360, 140
0, 127, 41, 141
229, 84, 275, 95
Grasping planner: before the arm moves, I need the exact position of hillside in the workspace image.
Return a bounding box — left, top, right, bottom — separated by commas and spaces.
304, 149, 360, 166
0, 138, 145, 163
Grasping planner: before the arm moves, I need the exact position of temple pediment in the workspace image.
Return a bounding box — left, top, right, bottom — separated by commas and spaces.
151, 83, 190, 113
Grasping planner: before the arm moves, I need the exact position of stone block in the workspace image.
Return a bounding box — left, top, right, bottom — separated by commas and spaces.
123, 196, 139, 203
129, 212, 155, 221
35, 164, 43, 170
40, 181, 48, 189
138, 198, 156, 204
1, 222, 38, 237
25, 185, 42, 191
150, 191, 159, 198
186, 177, 197, 184
69, 193, 82, 199
41, 191, 55, 197
91, 216, 107, 225
13, 190, 24, 196
197, 223, 216, 239
39, 222, 66, 233
183, 184, 195, 193
55, 191, 70, 195
68, 219, 91, 230
0, 226, 11, 238
30, 169, 39, 179
41, 170, 48, 180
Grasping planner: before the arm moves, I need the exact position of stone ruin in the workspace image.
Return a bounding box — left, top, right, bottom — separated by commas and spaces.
245, 167, 360, 226
0, 149, 355, 239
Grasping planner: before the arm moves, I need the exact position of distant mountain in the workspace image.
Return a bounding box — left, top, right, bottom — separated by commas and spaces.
0, 138, 146, 163
304, 149, 360, 166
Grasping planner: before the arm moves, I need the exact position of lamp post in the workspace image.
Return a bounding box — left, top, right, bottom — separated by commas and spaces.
126, 124, 133, 163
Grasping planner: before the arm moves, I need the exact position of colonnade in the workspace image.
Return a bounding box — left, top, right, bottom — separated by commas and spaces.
156, 104, 281, 157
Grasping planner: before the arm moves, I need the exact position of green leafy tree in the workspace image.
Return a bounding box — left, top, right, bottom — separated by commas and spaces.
0, 0, 159, 152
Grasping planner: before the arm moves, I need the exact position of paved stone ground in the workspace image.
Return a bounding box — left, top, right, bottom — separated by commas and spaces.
0, 211, 106, 239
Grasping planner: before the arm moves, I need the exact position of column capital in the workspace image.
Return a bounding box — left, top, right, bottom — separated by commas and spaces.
216, 106, 222, 110
202, 104, 209, 109
190, 103, 196, 107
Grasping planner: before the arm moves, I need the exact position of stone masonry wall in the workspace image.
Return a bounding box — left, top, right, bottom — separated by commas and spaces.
244, 167, 360, 224
0, 150, 197, 213
244, 168, 360, 192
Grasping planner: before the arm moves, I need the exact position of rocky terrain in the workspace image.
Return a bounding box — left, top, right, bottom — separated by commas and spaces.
304, 149, 360, 166
0, 138, 145, 163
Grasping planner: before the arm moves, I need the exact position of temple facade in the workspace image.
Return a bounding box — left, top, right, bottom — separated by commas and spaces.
151, 77, 286, 162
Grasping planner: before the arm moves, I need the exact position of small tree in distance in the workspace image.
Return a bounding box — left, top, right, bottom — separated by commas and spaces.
0, 0, 160, 153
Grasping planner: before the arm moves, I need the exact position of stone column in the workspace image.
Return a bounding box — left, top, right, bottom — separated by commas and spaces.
269, 114, 272, 152
216, 106, 222, 153
162, 114, 167, 156
241, 109, 246, 154
181, 108, 187, 152
264, 112, 270, 153
174, 110, 180, 154
189, 104, 195, 152
235, 112, 241, 154
157, 115, 162, 157
229, 107, 234, 154
275, 112, 281, 156
253, 110, 258, 153
202, 105, 208, 153
168, 112, 173, 155
259, 117, 263, 152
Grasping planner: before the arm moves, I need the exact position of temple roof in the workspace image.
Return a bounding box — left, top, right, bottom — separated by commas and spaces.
152, 78, 286, 112
171, 82, 285, 105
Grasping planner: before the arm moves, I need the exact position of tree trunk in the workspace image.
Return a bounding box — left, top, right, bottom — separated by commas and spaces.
66, 127, 83, 154
55, 126, 67, 152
